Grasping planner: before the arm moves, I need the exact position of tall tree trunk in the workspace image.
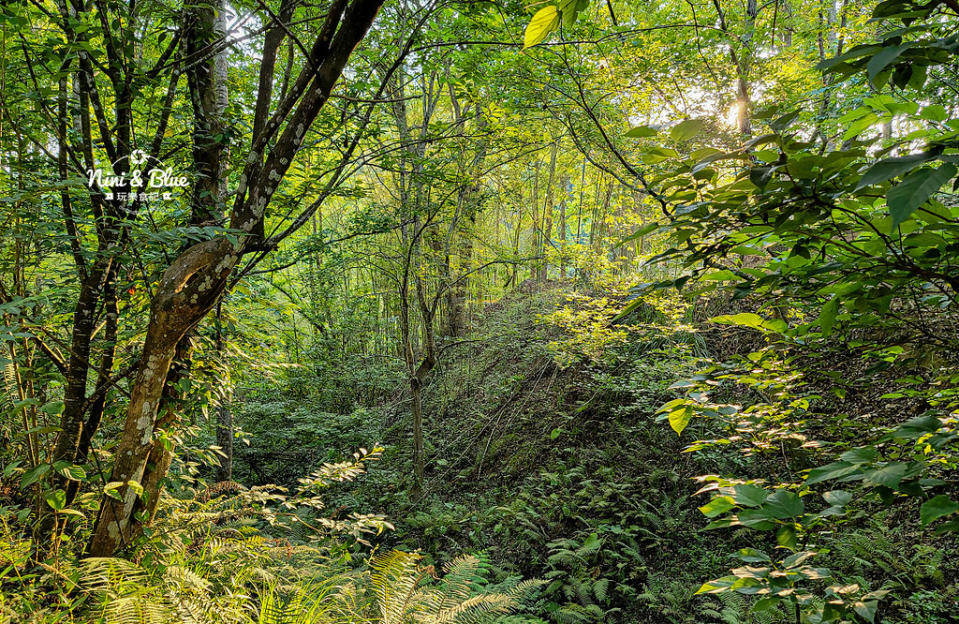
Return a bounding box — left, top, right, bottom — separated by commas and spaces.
558, 174, 568, 278
530, 160, 540, 284
813, 0, 847, 146
576, 157, 586, 244
214, 302, 233, 482
537, 142, 558, 281
51, 259, 113, 471
738, 0, 758, 137
395, 222, 434, 499
714, 0, 756, 137
410, 269, 436, 497
447, 112, 488, 336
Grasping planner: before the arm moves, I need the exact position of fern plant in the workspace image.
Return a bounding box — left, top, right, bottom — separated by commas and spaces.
700, 592, 787, 624
371, 550, 543, 624
541, 534, 618, 623
252, 576, 363, 624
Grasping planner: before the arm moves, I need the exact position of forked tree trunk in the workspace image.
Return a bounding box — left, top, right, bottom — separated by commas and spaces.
88, 0, 386, 556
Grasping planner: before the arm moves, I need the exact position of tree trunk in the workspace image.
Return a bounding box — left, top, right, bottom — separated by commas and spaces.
88, 240, 234, 556
714, 0, 755, 137
530, 160, 540, 283
410, 375, 425, 495
215, 403, 233, 482
214, 302, 233, 482
537, 142, 558, 281
447, 112, 488, 336
558, 175, 568, 278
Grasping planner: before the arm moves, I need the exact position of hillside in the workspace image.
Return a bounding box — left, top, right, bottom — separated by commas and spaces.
230, 286, 958, 623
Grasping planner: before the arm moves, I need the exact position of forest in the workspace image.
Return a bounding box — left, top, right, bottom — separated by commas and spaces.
0, 0, 957, 621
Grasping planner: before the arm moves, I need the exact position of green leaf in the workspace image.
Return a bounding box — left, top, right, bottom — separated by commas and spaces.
702, 270, 736, 281
752, 596, 782, 613
44, 489, 66, 512
625, 125, 658, 138
763, 490, 804, 519
21, 463, 50, 488
2, 461, 21, 478
920, 495, 959, 526
615, 222, 659, 247
731, 484, 768, 507
934, 519, 959, 534
670, 119, 706, 142
819, 296, 840, 335
744, 133, 779, 149
823, 490, 853, 507
711, 313, 785, 333
853, 599, 880, 623
736, 548, 770, 563
557, 0, 588, 26
103, 481, 125, 501
819, 44, 882, 70
866, 44, 911, 83
643, 146, 679, 163
782, 551, 816, 568
843, 112, 879, 141
523, 7, 560, 49
856, 150, 940, 190
769, 110, 800, 133
840, 447, 878, 464
887, 163, 957, 229
712, 312, 763, 329
863, 462, 914, 489
611, 295, 649, 322
920, 104, 947, 121
737, 509, 776, 530
582, 532, 601, 550
807, 461, 863, 484
776, 524, 798, 550
887, 414, 941, 440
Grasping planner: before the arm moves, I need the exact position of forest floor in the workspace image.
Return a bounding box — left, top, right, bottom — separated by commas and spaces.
231, 284, 957, 624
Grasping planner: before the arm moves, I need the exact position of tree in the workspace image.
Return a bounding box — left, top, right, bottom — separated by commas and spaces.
87, 0, 390, 556
0, 0, 392, 556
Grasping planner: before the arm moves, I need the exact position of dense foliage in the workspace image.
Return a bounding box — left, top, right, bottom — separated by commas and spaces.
1, 0, 957, 622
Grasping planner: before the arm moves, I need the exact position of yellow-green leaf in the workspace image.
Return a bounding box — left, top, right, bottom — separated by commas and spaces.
669, 406, 692, 435
670, 119, 707, 142
524, 6, 560, 49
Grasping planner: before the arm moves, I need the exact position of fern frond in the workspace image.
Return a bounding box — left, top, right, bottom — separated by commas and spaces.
428, 593, 514, 624
102, 595, 173, 624
80, 557, 150, 597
